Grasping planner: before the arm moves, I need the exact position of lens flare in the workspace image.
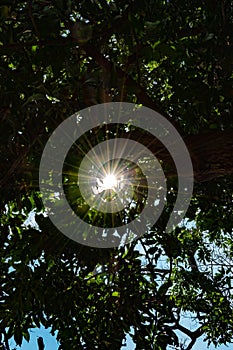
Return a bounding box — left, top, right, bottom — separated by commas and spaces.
39, 102, 193, 248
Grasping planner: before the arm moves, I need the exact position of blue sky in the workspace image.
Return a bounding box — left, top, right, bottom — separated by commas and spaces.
9, 325, 231, 350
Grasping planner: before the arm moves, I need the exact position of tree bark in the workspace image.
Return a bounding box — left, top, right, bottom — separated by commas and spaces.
123, 129, 233, 183
185, 130, 233, 182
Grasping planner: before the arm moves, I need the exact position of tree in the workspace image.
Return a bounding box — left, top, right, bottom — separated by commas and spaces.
0, 0, 233, 349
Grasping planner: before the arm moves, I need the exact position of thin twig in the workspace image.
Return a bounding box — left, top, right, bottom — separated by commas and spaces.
28, 2, 41, 39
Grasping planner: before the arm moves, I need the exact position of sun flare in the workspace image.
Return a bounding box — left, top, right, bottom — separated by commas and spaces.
102, 174, 117, 190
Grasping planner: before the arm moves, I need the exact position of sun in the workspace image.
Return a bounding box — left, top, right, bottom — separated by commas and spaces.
102, 174, 117, 190
92, 172, 119, 195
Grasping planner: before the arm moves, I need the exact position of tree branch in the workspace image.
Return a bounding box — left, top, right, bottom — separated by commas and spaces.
172, 324, 204, 350
37, 337, 45, 350
3, 330, 10, 350
186, 326, 204, 350
81, 43, 182, 133
124, 128, 233, 182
